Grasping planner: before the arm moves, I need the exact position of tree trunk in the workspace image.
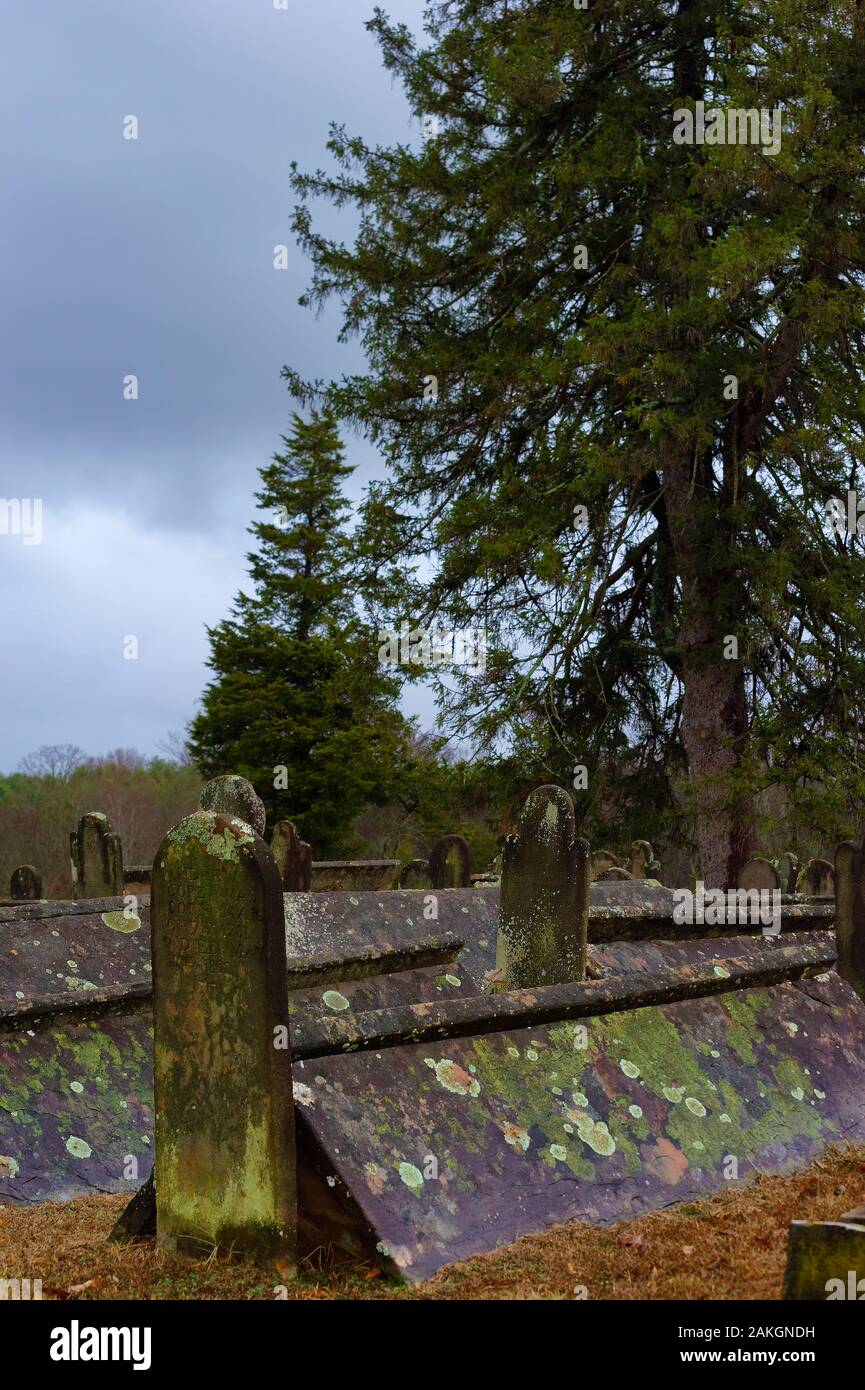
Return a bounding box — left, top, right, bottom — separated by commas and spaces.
664, 451, 753, 888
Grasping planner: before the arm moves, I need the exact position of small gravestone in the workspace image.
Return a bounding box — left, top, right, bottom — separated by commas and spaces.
590, 849, 620, 879
199, 774, 266, 836
626, 840, 661, 879
10, 865, 42, 900
595, 865, 633, 881
776, 851, 800, 895
496, 785, 589, 988
70, 812, 124, 898
271, 820, 312, 892
737, 856, 780, 892
152, 810, 296, 1265
795, 857, 835, 897
398, 858, 431, 889
429, 834, 473, 889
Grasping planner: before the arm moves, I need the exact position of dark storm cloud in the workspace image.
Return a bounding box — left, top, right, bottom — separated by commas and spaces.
0, 0, 435, 769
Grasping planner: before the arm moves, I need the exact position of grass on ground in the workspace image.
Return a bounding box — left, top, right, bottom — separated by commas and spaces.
3, 1146, 864, 1301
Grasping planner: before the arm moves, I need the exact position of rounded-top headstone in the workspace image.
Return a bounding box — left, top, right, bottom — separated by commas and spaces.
10, 864, 42, 900
199, 775, 266, 837
738, 856, 780, 892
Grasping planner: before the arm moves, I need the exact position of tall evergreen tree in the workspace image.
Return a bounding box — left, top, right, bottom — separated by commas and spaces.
189, 411, 408, 852
287, 0, 865, 884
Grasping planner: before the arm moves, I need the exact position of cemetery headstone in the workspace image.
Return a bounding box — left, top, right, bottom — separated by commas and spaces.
776, 851, 800, 895
834, 839, 865, 1005
70, 812, 124, 899
737, 856, 780, 892
591, 849, 621, 879
10, 864, 42, 900
271, 820, 313, 892
152, 809, 296, 1265
626, 839, 661, 879
199, 774, 266, 836
596, 865, 633, 881
398, 858, 432, 889
429, 834, 474, 889
795, 857, 835, 897
496, 784, 589, 987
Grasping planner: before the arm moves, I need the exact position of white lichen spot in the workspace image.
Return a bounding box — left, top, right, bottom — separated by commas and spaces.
814, 1089, 826, 1100
628, 1105, 643, 1119
507, 1046, 520, 1058
685, 1098, 706, 1117
69, 1081, 84, 1094
790, 1086, 805, 1101
549, 1144, 568, 1162
526, 1048, 539, 1062
663, 1086, 685, 1104
571, 1091, 589, 1108
575, 1115, 616, 1156
322, 990, 350, 1013
65, 1136, 92, 1159
713, 965, 730, 978
293, 1082, 315, 1108
0, 1156, 19, 1178
719, 1113, 732, 1124
444, 973, 461, 987
501, 1122, 530, 1151
620, 1059, 640, 1078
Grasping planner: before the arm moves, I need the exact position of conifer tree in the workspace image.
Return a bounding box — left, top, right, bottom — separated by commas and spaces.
189, 411, 408, 852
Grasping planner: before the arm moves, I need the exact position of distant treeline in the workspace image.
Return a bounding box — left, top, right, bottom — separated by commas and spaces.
0, 751, 203, 898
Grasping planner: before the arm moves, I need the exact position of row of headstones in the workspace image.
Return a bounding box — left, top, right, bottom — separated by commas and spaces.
738, 853, 836, 897
589, 841, 662, 882
271, 818, 476, 891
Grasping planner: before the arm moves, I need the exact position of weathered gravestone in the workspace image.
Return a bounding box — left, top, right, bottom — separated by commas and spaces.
10, 865, 42, 900
199, 774, 266, 835
398, 858, 432, 889
496, 785, 589, 988
596, 865, 633, 881
271, 820, 313, 892
70, 812, 124, 899
834, 839, 865, 1006
776, 851, 800, 896
795, 857, 835, 898
626, 840, 661, 880
429, 834, 474, 890
152, 809, 296, 1264
737, 856, 780, 893
590, 849, 621, 879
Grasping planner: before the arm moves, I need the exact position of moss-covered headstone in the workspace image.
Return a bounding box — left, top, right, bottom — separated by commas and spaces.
152, 810, 296, 1265
429, 834, 473, 889
496, 785, 589, 988
70, 812, 124, 898
10, 864, 42, 900
271, 819, 312, 891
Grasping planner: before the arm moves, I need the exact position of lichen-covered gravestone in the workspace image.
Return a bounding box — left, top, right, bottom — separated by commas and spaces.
10, 864, 42, 900
271, 819, 312, 892
70, 812, 124, 898
834, 839, 865, 1005
795, 858, 835, 897
737, 857, 780, 893
496, 785, 589, 987
596, 865, 633, 882
199, 774, 266, 835
152, 810, 296, 1264
429, 834, 474, 889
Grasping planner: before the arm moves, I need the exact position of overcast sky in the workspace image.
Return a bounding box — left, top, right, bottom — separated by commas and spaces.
0, 0, 434, 772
